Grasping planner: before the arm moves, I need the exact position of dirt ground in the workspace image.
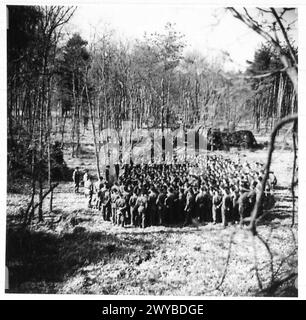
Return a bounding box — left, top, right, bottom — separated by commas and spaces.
6, 141, 298, 296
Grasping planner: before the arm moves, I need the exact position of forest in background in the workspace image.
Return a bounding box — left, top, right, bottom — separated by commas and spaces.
6, 6, 298, 296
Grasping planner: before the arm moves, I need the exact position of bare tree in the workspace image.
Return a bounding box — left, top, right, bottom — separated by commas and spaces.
7, 6, 76, 224
218, 7, 299, 295
227, 8, 297, 92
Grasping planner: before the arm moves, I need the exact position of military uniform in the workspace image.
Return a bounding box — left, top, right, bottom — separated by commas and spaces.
177, 190, 186, 224
72, 169, 81, 193
221, 192, 232, 227
129, 193, 138, 226
212, 192, 222, 224
238, 190, 249, 225
165, 190, 175, 225
111, 191, 119, 224
195, 190, 211, 222
156, 191, 166, 225
230, 188, 240, 222
116, 195, 128, 227
136, 194, 148, 228
148, 190, 158, 226
84, 179, 94, 208
101, 188, 111, 220
183, 192, 195, 226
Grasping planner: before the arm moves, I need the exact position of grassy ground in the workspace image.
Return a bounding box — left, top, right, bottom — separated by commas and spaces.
6, 125, 298, 296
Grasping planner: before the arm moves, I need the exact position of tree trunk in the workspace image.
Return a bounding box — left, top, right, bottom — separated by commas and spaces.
85, 82, 101, 178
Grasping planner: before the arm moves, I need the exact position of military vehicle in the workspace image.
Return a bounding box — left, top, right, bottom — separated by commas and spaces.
207, 128, 259, 150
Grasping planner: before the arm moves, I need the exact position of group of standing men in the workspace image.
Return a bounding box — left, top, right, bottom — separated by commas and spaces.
72, 153, 277, 228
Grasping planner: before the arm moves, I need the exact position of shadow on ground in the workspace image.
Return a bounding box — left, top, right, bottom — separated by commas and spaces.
6, 224, 153, 293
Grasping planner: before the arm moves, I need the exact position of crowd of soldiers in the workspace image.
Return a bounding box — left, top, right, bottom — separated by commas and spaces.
72, 154, 277, 228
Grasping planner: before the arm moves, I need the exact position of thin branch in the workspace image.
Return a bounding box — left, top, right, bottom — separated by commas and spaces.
243, 8, 262, 29
228, 7, 298, 92
248, 114, 298, 235
215, 230, 237, 290
279, 8, 296, 20
256, 8, 272, 14
26, 183, 59, 225
270, 8, 297, 65
218, 67, 287, 82
256, 233, 274, 286
274, 247, 297, 279
228, 8, 278, 48
252, 235, 263, 290
272, 21, 280, 44
291, 120, 297, 227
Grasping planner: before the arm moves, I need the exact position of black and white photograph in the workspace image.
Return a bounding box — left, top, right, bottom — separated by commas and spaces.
4, 1, 300, 297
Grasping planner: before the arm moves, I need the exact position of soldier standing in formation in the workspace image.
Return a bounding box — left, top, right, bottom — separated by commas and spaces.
129, 188, 138, 226
221, 187, 233, 228
136, 189, 148, 228
78, 153, 276, 228
212, 190, 222, 224
84, 176, 94, 208
72, 167, 81, 193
